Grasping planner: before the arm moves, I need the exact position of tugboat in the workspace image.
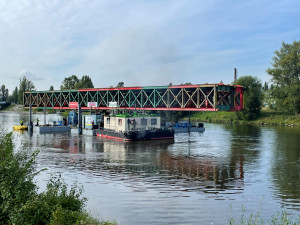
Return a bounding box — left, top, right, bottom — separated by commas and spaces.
96, 113, 174, 141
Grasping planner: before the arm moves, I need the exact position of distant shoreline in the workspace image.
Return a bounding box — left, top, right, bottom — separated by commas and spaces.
188, 111, 300, 126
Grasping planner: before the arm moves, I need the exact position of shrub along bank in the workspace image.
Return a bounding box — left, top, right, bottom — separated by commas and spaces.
188, 110, 300, 126
0, 131, 116, 225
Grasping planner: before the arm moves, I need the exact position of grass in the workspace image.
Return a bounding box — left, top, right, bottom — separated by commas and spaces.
0, 104, 15, 111
229, 207, 300, 225
188, 110, 300, 126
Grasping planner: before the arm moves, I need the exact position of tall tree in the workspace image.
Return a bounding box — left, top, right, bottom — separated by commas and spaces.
18, 76, 35, 104
233, 76, 263, 120
116, 82, 124, 88
49, 86, 54, 91
60, 75, 80, 90
267, 41, 300, 115
262, 82, 269, 91
11, 87, 18, 103
0, 85, 9, 101
75, 75, 94, 89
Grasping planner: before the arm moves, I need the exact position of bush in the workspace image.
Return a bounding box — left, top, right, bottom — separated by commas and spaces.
0, 132, 37, 224
14, 176, 87, 225
0, 131, 108, 225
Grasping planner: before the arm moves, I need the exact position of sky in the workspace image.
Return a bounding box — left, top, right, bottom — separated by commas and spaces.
0, 0, 300, 92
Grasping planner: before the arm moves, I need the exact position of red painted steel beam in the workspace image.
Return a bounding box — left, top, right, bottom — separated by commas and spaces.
53, 106, 218, 111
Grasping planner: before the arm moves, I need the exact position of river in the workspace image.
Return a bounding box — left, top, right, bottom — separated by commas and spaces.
1, 111, 300, 224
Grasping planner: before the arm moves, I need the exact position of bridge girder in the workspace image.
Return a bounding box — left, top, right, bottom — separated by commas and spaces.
23, 84, 243, 111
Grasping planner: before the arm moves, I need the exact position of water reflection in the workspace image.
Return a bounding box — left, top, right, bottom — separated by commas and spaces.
26, 132, 246, 196
228, 124, 262, 179
271, 126, 300, 209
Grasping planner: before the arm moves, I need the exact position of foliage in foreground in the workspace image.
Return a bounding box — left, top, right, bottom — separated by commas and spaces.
229, 206, 300, 225
0, 131, 114, 225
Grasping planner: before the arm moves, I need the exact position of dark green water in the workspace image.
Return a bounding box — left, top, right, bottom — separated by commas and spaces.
1, 112, 300, 224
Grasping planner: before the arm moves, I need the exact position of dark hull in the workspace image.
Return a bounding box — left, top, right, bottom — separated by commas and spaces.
96, 129, 175, 141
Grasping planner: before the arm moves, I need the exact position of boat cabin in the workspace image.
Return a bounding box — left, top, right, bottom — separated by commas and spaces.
103, 114, 161, 132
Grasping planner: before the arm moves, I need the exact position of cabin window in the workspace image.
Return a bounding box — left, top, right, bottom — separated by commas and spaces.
151, 118, 157, 125
141, 118, 147, 125
106, 118, 110, 124
118, 119, 122, 126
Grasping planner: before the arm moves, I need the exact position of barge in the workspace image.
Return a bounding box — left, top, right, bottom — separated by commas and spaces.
96, 113, 174, 141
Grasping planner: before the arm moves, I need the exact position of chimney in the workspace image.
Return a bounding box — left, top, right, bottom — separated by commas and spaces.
234, 68, 237, 82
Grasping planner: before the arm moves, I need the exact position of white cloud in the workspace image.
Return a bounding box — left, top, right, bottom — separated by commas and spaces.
18, 69, 43, 81
0, 0, 300, 91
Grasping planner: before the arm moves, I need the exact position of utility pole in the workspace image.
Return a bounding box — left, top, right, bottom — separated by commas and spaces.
78, 104, 82, 135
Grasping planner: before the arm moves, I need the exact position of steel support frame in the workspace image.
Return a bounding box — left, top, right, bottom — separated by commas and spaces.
24, 84, 243, 111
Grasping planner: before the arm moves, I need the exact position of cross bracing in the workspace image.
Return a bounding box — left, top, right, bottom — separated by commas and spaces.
23, 84, 243, 111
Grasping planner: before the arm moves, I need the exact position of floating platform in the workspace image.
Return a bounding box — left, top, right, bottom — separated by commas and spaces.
171, 122, 205, 133
173, 127, 205, 133
36, 126, 70, 134
13, 125, 28, 130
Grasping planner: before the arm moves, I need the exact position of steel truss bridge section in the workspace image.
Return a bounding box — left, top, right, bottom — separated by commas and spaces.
24, 84, 243, 111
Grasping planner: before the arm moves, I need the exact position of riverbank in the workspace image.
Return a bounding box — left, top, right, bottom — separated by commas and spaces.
0, 104, 24, 112
0, 104, 59, 114
188, 110, 300, 126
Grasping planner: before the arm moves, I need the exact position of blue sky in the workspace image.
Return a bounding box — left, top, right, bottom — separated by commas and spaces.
1, 0, 300, 92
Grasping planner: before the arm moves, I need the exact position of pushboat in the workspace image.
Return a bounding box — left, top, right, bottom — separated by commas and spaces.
96, 113, 174, 141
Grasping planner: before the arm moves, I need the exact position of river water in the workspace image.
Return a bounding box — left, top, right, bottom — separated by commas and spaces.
1, 112, 300, 224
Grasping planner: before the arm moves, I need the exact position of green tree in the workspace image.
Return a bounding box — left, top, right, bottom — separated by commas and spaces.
18, 76, 35, 104
181, 82, 192, 85
49, 86, 54, 91
0, 85, 9, 101
75, 75, 94, 89
60, 75, 80, 90
116, 82, 124, 88
233, 76, 263, 120
262, 82, 269, 91
267, 41, 300, 115
11, 87, 18, 103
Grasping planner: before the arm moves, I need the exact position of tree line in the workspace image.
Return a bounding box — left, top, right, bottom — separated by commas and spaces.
2, 74, 125, 105
2, 75, 95, 104
0, 77, 35, 104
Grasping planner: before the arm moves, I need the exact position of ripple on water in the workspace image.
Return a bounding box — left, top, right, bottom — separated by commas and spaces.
3, 113, 299, 225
